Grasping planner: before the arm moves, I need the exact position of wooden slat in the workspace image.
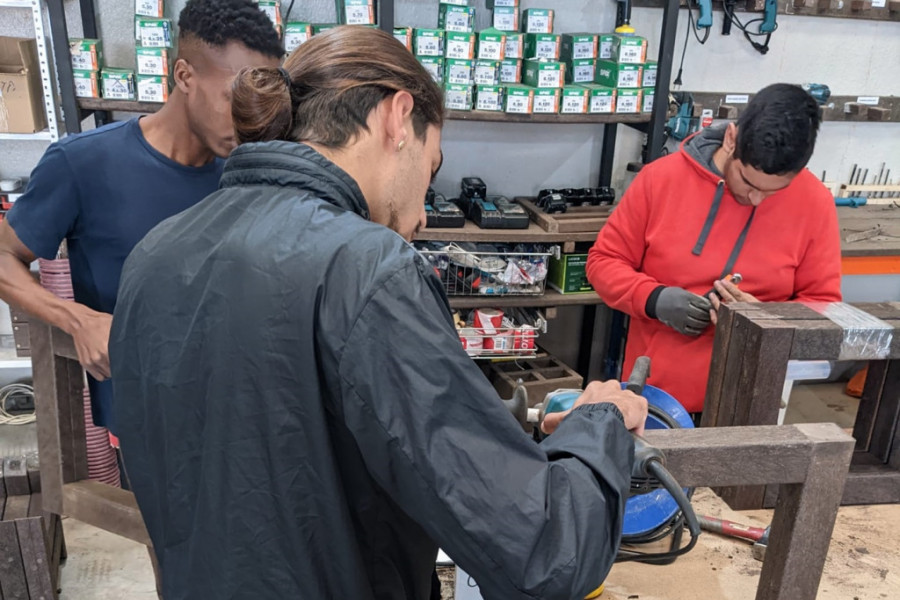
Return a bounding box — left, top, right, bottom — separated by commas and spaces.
26, 452, 41, 495
788, 320, 845, 360
16, 517, 57, 600
32, 319, 65, 515
447, 290, 603, 309
853, 360, 889, 452
516, 198, 612, 233
841, 468, 900, 505
0, 520, 28, 600
417, 218, 601, 244
868, 360, 900, 463
3, 457, 30, 497
62, 481, 151, 546
3, 495, 31, 521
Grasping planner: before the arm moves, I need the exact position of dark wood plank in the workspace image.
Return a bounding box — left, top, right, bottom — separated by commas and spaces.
0, 520, 29, 600
16, 517, 57, 600
788, 320, 846, 360
32, 319, 66, 514
841, 467, 900, 505
3, 494, 31, 521
3, 457, 30, 497
62, 481, 151, 546
643, 423, 853, 487
447, 290, 604, 309
49, 328, 78, 361
701, 302, 738, 427
853, 360, 889, 452
64, 358, 89, 485
707, 309, 756, 428
26, 452, 41, 495
756, 303, 827, 320
756, 429, 854, 600
868, 360, 900, 463
516, 198, 612, 233
50, 517, 63, 591
27, 493, 42, 519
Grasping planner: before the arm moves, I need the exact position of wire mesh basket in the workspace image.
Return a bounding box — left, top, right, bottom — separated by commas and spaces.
418, 243, 557, 296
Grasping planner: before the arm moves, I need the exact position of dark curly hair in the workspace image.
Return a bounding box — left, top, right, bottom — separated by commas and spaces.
178, 0, 284, 60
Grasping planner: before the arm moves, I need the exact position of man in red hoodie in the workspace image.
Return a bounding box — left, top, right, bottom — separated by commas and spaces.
586, 83, 842, 418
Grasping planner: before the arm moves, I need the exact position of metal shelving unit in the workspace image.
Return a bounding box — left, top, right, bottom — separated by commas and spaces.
0, 0, 62, 142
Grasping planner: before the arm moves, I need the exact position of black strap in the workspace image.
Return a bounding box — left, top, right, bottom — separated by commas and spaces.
692, 180, 725, 256
719, 208, 756, 279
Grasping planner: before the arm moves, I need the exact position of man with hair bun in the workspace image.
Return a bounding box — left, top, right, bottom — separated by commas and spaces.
587, 83, 842, 420
111, 25, 648, 600
0, 0, 281, 435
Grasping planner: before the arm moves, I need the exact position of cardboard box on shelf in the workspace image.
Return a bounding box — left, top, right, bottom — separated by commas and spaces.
492, 6, 519, 31
475, 85, 504, 111
533, 87, 560, 114
135, 0, 164, 18
504, 32, 524, 59
548, 254, 594, 294
642, 87, 655, 113
595, 60, 642, 89
312, 23, 339, 35
418, 56, 445, 83
72, 69, 100, 99
414, 29, 445, 56
581, 83, 616, 114
524, 33, 561, 60
599, 34, 615, 60
444, 83, 473, 111
136, 18, 174, 48
256, 0, 283, 28
439, 4, 476, 32
565, 58, 595, 84
136, 47, 169, 77
610, 34, 648, 64
616, 88, 643, 114
0, 37, 47, 133
445, 58, 475, 85
642, 61, 658, 88
499, 58, 522, 83
477, 29, 506, 60
474, 59, 501, 86
561, 33, 599, 61
101, 68, 136, 101
337, 0, 376, 25
523, 59, 564, 89
503, 84, 533, 114
137, 74, 168, 103
560, 86, 589, 114
522, 8, 554, 33
69, 38, 102, 71
286, 23, 314, 53
446, 31, 476, 59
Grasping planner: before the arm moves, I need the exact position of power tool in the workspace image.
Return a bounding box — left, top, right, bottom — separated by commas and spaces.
613, 0, 635, 35
424, 187, 466, 228
505, 357, 701, 571
455, 177, 530, 229
696, 0, 713, 29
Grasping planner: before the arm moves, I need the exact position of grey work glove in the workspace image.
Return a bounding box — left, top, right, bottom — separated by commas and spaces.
649, 287, 712, 337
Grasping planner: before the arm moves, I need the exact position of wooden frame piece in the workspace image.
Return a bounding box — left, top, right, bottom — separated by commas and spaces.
704, 302, 900, 509
32, 320, 855, 599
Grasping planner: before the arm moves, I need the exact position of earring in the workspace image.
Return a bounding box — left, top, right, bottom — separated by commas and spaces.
398, 140, 406, 151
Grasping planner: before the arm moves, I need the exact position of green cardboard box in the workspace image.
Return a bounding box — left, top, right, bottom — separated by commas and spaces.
312, 23, 340, 35
595, 60, 642, 89
101, 67, 135, 101
524, 33, 561, 60
284, 23, 313, 53
581, 83, 616, 114
610, 34, 648, 64
439, 0, 471, 5
393, 26, 413, 52
565, 58, 595, 84
477, 29, 506, 60
418, 56, 445, 83
136, 74, 168, 103
444, 83, 473, 110
69, 39, 102, 71
548, 254, 594, 294
492, 6, 518, 31
446, 31, 476, 59
474, 60, 501, 86
523, 59, 565, 89
561, 33, 599, 61
475, 84, 504, 111
503, 84, 533, 114
135, 47, 169, 77
560, 86, 589, 114
642, 87, 655, 113
136, 18, 173, 48
487, 0, 518, 6
533, 87, 560, 114
439, 4, 476, 32
642, 61, 658, 88
338, 0, 376, 25
135, 0, 164, 18
599, 34, 615, 60
72, 69, 100, 98
499, 58, 522, 83
445, 58, 474, 85
504, 32, 524, 59
522, 8, 554, 33
414, 29, 445, 56
616, 88, 643, 114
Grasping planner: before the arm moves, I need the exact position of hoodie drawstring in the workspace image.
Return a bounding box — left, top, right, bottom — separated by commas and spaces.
719, 207, 756, 279
692, 180, 725, 256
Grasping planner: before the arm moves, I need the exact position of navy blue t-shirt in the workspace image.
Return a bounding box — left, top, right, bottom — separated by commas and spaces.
8, 118, 224, 433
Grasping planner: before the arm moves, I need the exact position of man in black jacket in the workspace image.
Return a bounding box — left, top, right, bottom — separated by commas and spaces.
110, 26, 647, 600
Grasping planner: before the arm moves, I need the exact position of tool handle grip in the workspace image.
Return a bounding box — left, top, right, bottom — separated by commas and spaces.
626, 356, 651, 395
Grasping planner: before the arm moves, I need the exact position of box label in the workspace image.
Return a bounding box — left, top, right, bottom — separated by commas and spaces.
535, 40, 558, 59
285, 31, 310, 53
345, 5, 374, 25
857, 96, 880, 105
476, 89, 502, 111
617, 93, 640, 113
474, 63, 499, 85
500, 61, 520, 83
136, 51, 167, 76
599, 36, 614, 60
416, 35, 442, 56
619, 68, 640, 88
446, 62, 473, 84
572, 63, 594, 83
539, 69, 561, 88
725, 94, 750, 104
572, 41, 595, 59
562, 94, 586, 114
506, 93, 530, 113
643, 93, 655, 113
135, 0, 163, 18
505, 37, 522, 59
73, 73, 98, 98
618, 44, 644, 63
137, 76, 166, 102
493, 8, 517, 31
102, 76, 134, 101
591, 94, 614, 113
71, 52, 95, 71
534, 92, 558, 113
526, 13, 550, 33
479, 40, 504, 60
642, 68, 657, 88
444, 10, 472, 32
447, 38, 473, 59
139, 23, 171, 48
445, 89, 470, 110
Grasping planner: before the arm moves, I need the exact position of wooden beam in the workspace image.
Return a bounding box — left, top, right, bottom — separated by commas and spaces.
62, 481, 151, 547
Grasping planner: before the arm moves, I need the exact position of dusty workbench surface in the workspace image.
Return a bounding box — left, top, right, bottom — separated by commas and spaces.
839, 205, 900, 257
438, 487, 900, 599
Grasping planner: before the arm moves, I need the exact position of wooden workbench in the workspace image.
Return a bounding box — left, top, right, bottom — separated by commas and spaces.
838, 206, 900, 273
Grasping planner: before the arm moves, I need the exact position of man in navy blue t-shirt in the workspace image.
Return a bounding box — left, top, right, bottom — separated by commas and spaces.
0, 0, 282, 434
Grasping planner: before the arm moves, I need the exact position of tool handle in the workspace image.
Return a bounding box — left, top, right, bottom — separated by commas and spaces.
698, 516, 767, 542
626, 356, 651, 395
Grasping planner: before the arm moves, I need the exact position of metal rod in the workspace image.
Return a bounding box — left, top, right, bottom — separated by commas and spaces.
598, 123, 618, 187
645, 0, 680, 163
45, 0, 82, 136
378, 0, 394, 33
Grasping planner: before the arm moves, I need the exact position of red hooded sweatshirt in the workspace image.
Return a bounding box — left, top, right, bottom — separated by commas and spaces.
586, 127, 842, 413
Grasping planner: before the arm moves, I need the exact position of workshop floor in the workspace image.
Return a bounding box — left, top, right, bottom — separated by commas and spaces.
7, 382, 898, 599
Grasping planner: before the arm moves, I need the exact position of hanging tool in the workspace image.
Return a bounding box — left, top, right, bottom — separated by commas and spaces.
613, 0, 636, 34
802, 83, 831, 106
696, 0, 713, 29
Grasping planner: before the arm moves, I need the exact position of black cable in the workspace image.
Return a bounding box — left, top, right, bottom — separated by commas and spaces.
674, 1, 709, 88
285, 0, 296, 21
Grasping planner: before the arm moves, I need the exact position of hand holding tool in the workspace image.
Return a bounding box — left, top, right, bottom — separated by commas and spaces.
654, 287, 713, 336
